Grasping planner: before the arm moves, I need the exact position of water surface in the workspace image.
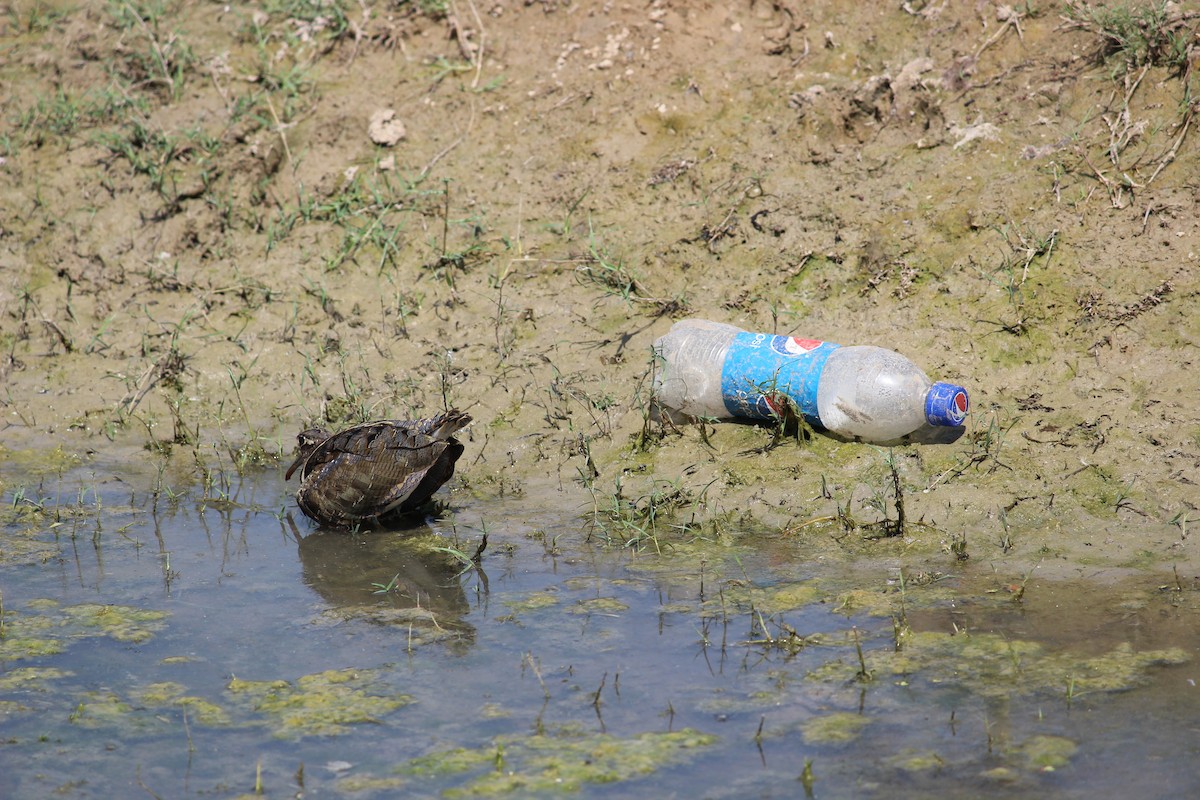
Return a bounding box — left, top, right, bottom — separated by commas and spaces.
2, 456, 1197, 798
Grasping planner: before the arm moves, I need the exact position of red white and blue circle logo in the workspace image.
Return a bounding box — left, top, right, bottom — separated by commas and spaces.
770, 336, 824, 357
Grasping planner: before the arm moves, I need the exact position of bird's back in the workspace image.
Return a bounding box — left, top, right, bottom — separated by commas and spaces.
294, 411, 470, 525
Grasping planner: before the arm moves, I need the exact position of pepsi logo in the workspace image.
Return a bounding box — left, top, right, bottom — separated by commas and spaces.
770, 336, 823, 356
951, 391, 968, 421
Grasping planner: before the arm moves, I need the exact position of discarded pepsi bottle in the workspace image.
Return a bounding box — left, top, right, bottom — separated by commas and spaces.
652, 319, 968, 443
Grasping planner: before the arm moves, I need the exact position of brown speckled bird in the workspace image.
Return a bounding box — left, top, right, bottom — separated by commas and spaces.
285, 410, 471, 527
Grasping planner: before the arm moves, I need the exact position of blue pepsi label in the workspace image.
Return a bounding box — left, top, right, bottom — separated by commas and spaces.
720, 332, 840, 422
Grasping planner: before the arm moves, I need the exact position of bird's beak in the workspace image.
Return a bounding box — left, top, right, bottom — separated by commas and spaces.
285, 454, 307, 481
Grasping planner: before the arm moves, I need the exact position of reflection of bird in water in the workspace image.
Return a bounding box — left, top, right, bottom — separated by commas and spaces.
294, 526, 479, 650
285, 410, 471, 528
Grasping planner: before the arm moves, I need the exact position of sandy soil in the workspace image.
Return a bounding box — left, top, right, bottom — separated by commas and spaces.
1, 1, 1198, 577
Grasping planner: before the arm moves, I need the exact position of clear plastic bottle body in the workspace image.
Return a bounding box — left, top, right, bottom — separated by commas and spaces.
652, 320, 741, 418
815, 346, 932, 441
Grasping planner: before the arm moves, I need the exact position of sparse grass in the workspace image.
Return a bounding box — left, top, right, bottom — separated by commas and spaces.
371, 574, 401, 594
975, 223, 1057, 336
1064, 0, 1197, 76
9, 87, 147, 145
861, 447, 907, 538
575, 221, 687, 315
7, 0, 72, 32
1061, 2, 1199, 202
927, 409, 1015, 488
585, 475, 704, 551
106, 0, 197, 99
262, 0, 352, 42
93, 122, 222, 206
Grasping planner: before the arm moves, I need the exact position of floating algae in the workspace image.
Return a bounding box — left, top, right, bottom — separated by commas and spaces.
801, 711, 871, 744
502, 590, 561, 616
1016, 734, 1078, 771
383, 728, 718, 796
0, 600, 168, 662
226, 668, 412, 738
808, 629, 1188, 697
136, 682, 231, 726
67, 691, 136, 729
397, 746, 494, 778
889, 750, 947, 772
315, 604, 469, 649
701, 579, 823, 619
0, 666, 73, 691
59, 602, 169, 643
0, 666, 74, 718
567, 596, 630, 615
336, 774, 410, 793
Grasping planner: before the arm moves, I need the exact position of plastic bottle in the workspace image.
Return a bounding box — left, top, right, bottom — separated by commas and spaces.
652, 319, 968, 443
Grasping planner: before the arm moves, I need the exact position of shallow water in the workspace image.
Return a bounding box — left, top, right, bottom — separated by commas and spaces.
1, 458, 1198, 799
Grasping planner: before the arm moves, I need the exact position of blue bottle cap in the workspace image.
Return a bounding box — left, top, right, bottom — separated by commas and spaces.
925, 382, 969, 427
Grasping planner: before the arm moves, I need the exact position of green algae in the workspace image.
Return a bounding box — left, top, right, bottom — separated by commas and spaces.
136, 681, 231, 726
0, 666, 73, 691
0, 699, 30, 716
828, 582, 968, 618
881, 735, 1076, 778
337, 775, 410, 792
175, 695, 232, 726
137, 681, 191, 706
0, 526, 62, 565
1, 600, 166, 662
567, 597, 629, 615
808, 628, 1189, 698
68, 691, 136, 728
60, 602, 168, 643
980, 766, 1021, 783
801, 712, 871, 744
703, 579, 822, 618
885, 749, 945, 772
479, 702, 511, 719
398, 747, 494, 778
1016, 734, 1078, 771
0, 633, 64, 662
160, 655, 196, 665
658, 602, 694, 614
316, 605, 467, 648
0, 445, 84, 478
226, 668, 412, 738
503, 590, 561, 615
390, 728, 718, 796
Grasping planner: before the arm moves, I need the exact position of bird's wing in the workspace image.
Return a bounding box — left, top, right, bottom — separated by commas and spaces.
299, 422, 450, 519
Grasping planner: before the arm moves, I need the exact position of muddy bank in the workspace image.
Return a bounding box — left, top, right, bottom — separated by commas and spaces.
1, 1, 1198, 577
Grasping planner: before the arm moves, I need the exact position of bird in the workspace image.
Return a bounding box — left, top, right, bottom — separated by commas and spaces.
285, 410, 471, 527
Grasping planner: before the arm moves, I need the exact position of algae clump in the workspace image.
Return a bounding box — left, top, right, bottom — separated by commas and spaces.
1016, 734, 1078, 771
568, 596, 630, 615
227, 668, 412, 738
137, 681, 231, 726
801, 711, 871, 744
809, 628, 1188, 698
61, 603, 169, 643
0, 666, 72, 690
1, 600, 167, 661
503, 590, 561, 615
388, 729, 717, 796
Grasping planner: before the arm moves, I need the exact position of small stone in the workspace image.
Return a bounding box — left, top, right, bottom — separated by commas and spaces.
368, 109, 407, 146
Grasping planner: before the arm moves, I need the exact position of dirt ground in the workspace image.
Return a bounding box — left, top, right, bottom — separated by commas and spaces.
1, 1, 1198, 578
